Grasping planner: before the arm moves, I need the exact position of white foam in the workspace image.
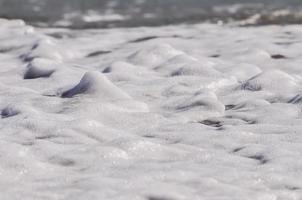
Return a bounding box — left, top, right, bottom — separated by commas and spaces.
156, 54, 221, 77
241, 69, 300, 96
128, 43, 184, 67
1, 19, 302, 200
163, 91, 225, 122
227, 63, 262, 82
24, 58, 57, 79
61, 71, 132, 100
104, 61, 156, 81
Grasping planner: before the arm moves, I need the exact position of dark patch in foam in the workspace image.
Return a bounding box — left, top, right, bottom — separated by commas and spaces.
0, 46, 22, 53
170, 70, 184, 77
130, 36, 159, 43
274, 42, 295, 46
233, 148, 268, 164
143, 135, 156, 138
241, 81, 262, 91
0, 48, 12, 53
19, 43, 39, 62
225, 105, 236, 110
284, 31, 292, 35
61, 86, 87, 98
148, 196, 175, 200
24, 71, 54, 79
232, 147, 245, 153
19, 54, 35, 63
216, 126, 226, 131
1, 107, 20, 118
271, 54, 287, 59
61, 88, 82, 98
36, 135, 58, 140
60, 72, 110, 98
199, 120, 222, 128
31, 43, 39, 50
176, 101, 207, 111
246, 120, 257, 124
130, 35, 182, 43
248, 154, 269, 165
86, 50, 111, 57
167, 139, 181, 145
49, 156, 75, 167
102, 67, 112, 73
24, 67, 55, 79
43, 94, 58, 97
210, 54, 220, 58
288, 94, 302, 104
22, 141, 35, 146
285, 186, 300, 191
47, 32, 74, 39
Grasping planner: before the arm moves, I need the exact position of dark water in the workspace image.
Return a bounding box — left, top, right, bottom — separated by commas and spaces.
0, 0, 302, 28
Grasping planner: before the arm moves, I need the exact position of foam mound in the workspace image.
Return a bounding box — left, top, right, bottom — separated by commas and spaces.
128, 43, 184, 67
21, 38, 64, 62
241, 69, 299, 95
156, 54, 221, 77
61, 71, 132, 100
24, 58, 56, 79
102, 61, 154, 81
236, 48, 271, 62
164, 91, 225, 122
227, 63, 262, 82
20, 37, 78, 63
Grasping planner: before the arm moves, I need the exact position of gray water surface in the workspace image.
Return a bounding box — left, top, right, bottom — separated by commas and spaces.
1, 0, 302, 28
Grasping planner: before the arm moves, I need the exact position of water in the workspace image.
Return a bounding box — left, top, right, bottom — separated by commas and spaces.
0, 0, 302, 28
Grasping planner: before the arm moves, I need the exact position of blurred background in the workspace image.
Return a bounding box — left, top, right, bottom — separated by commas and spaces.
0, 0, 301, 28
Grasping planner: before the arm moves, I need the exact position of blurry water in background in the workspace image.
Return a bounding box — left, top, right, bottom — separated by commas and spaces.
0, 0, 302, 28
